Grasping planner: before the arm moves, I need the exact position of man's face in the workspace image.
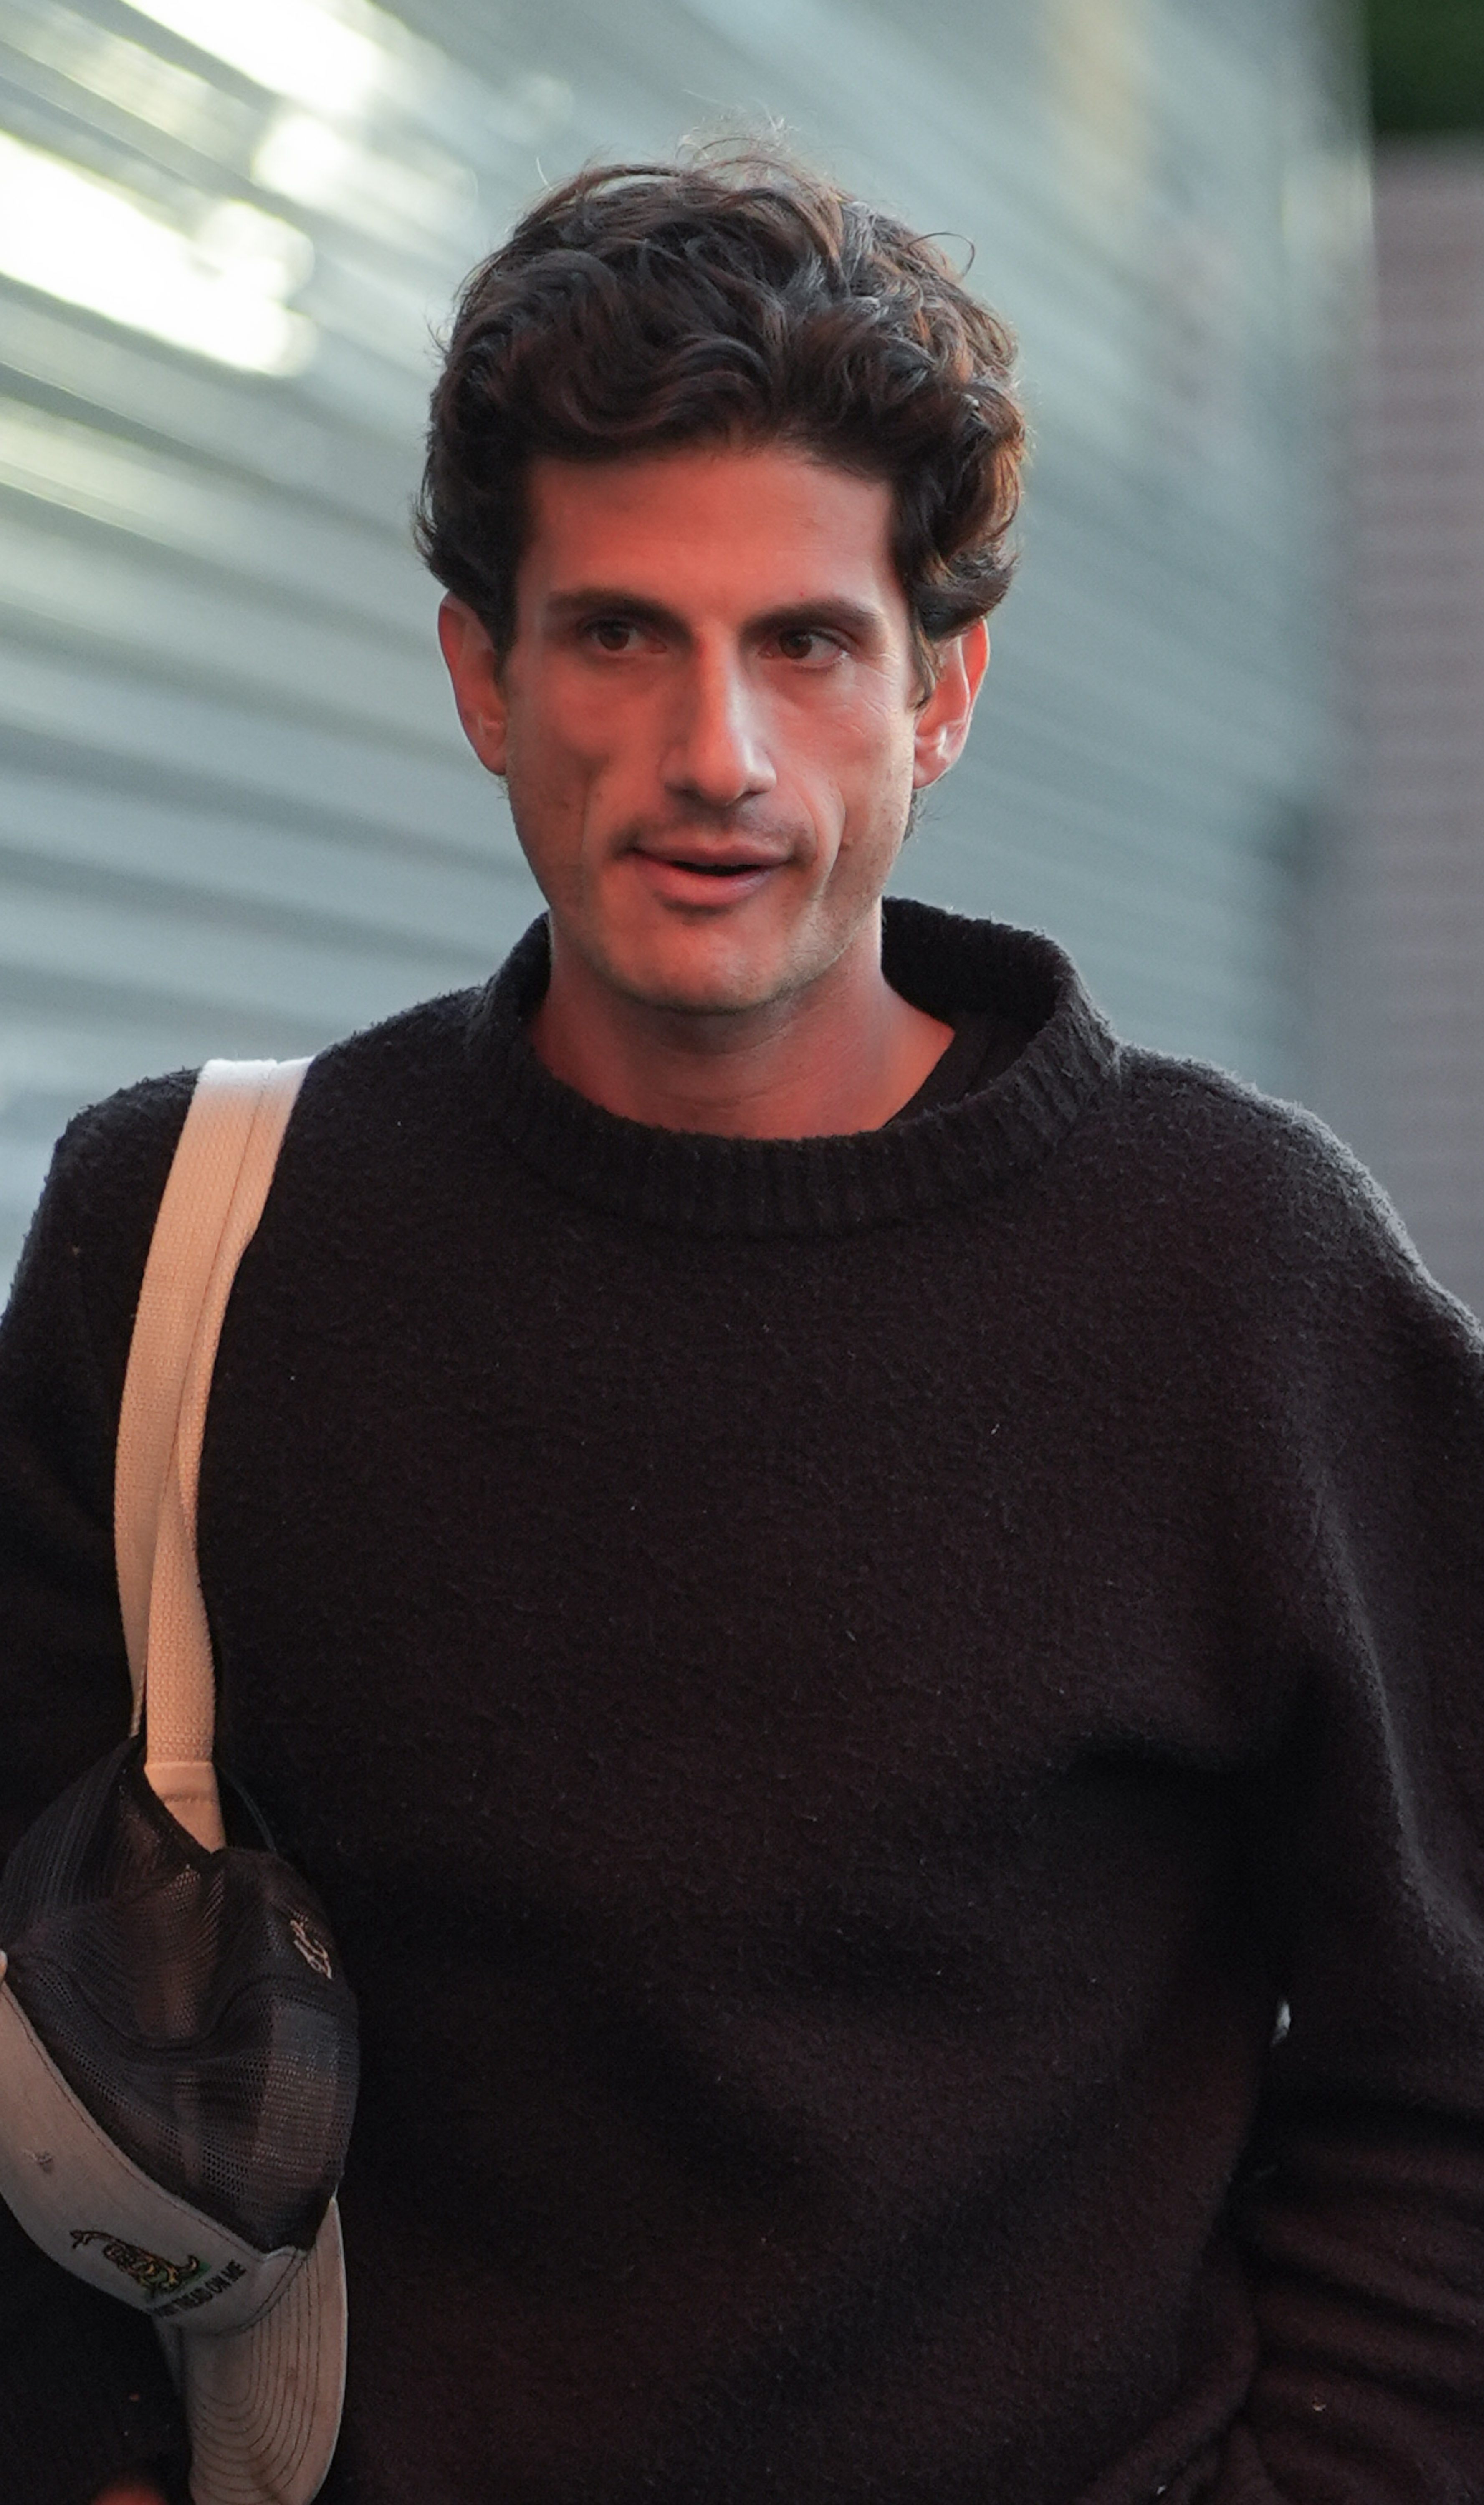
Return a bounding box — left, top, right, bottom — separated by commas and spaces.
438, 440, 985, 1021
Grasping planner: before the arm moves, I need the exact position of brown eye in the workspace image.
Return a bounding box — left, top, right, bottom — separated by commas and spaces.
589, 619, 635, 653
774, 626, 842, 666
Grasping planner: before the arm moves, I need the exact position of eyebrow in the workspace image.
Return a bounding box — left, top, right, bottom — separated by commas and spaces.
542, 588, 888, 645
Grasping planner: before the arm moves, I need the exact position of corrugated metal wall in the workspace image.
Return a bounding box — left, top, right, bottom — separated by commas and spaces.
0, 0, 1365, 1283
1323, 146, 1484, 1319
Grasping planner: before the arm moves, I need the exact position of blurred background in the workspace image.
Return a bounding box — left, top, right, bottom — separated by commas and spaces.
0, 0, 1478, 1313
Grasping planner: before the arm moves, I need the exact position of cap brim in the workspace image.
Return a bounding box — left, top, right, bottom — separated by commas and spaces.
178, 2198, 347, 2505
0, 1978, 348, 2502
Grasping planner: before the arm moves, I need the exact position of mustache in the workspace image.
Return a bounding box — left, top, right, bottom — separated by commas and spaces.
621, 807, 808, 850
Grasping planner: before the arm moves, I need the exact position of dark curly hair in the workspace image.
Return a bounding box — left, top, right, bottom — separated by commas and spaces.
415, 151, 1026, 682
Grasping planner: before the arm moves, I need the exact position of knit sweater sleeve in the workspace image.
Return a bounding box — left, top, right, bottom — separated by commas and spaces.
0, 1090, 193, 2504
1208, 1112, 1484, 2501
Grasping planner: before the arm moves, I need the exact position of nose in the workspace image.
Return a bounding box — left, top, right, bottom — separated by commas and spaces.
662, 646, 776, 811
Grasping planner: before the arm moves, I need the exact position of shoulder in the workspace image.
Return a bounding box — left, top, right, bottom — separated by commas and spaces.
294, 982, 488, 1122
268, 989, 493, 1232
1109, 1047, 1392, 1225
8, 1070, 197, 1399
1097, 1046, 1481, 1362
48, 983, 487, 1214
10, 983, 489, 1394
46, 1067, 196, 1233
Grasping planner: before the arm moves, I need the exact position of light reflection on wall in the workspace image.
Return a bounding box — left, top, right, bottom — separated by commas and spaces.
0, 0, 576, 1263
0, 0, 570, 396
0, 130, 313, 370
128, 0, 426, 120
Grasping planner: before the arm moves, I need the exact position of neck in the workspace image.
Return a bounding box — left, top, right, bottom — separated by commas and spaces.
527, 915, 954, 1139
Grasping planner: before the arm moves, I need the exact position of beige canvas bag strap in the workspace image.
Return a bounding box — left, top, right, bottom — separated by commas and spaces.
114, 1057, 310, 1851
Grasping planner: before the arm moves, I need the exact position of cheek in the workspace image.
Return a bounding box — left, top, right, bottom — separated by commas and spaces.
504, 703, 604, 821
830, 730, 916, 858
532, 688, 657, 800
781, 695, 910, 821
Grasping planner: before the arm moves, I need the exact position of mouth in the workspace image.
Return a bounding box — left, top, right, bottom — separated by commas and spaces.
629, 845, 786, 902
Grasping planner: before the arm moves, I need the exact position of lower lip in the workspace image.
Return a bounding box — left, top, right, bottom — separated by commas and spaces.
631, 855, 778, 905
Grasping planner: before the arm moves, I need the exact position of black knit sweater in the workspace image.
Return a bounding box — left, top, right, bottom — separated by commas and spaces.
3, 901, 1484, 2505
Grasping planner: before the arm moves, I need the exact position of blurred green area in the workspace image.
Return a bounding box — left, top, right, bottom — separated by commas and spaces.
1367, 0, 1484, 131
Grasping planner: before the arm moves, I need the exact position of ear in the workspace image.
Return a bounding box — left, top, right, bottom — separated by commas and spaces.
911, 618, 989, 790
437, 595, 509, 775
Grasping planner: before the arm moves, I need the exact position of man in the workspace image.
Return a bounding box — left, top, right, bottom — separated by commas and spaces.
3, 154, 1483, 2505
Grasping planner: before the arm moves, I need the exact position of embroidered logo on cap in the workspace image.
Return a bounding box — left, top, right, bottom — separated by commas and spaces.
70, 2229, 203, 2300
290, 1914, 333, 1979
154, 2257, 248, 2318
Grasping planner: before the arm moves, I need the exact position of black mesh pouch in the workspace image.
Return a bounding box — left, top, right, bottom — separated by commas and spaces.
0, 1739, 358, 2254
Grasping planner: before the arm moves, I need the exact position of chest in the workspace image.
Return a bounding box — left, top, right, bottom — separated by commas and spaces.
195, 1188, 1254, 1946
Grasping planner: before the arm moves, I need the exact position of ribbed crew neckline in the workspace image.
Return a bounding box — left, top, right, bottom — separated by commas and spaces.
469, 896, 1120, 1238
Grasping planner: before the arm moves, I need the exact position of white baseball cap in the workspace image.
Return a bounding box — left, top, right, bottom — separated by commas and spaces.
0, 1738, 358, 2504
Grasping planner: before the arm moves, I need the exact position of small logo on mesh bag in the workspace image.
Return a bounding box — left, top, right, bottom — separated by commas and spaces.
70, 2230, 202, 2300
289, 1913, 333, 1979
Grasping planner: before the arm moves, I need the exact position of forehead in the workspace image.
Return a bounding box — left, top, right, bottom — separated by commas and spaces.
519, 442, 901, 617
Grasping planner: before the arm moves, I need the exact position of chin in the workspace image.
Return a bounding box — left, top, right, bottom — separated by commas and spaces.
609, 937, 793, 1018
624, 969, 775, 1017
